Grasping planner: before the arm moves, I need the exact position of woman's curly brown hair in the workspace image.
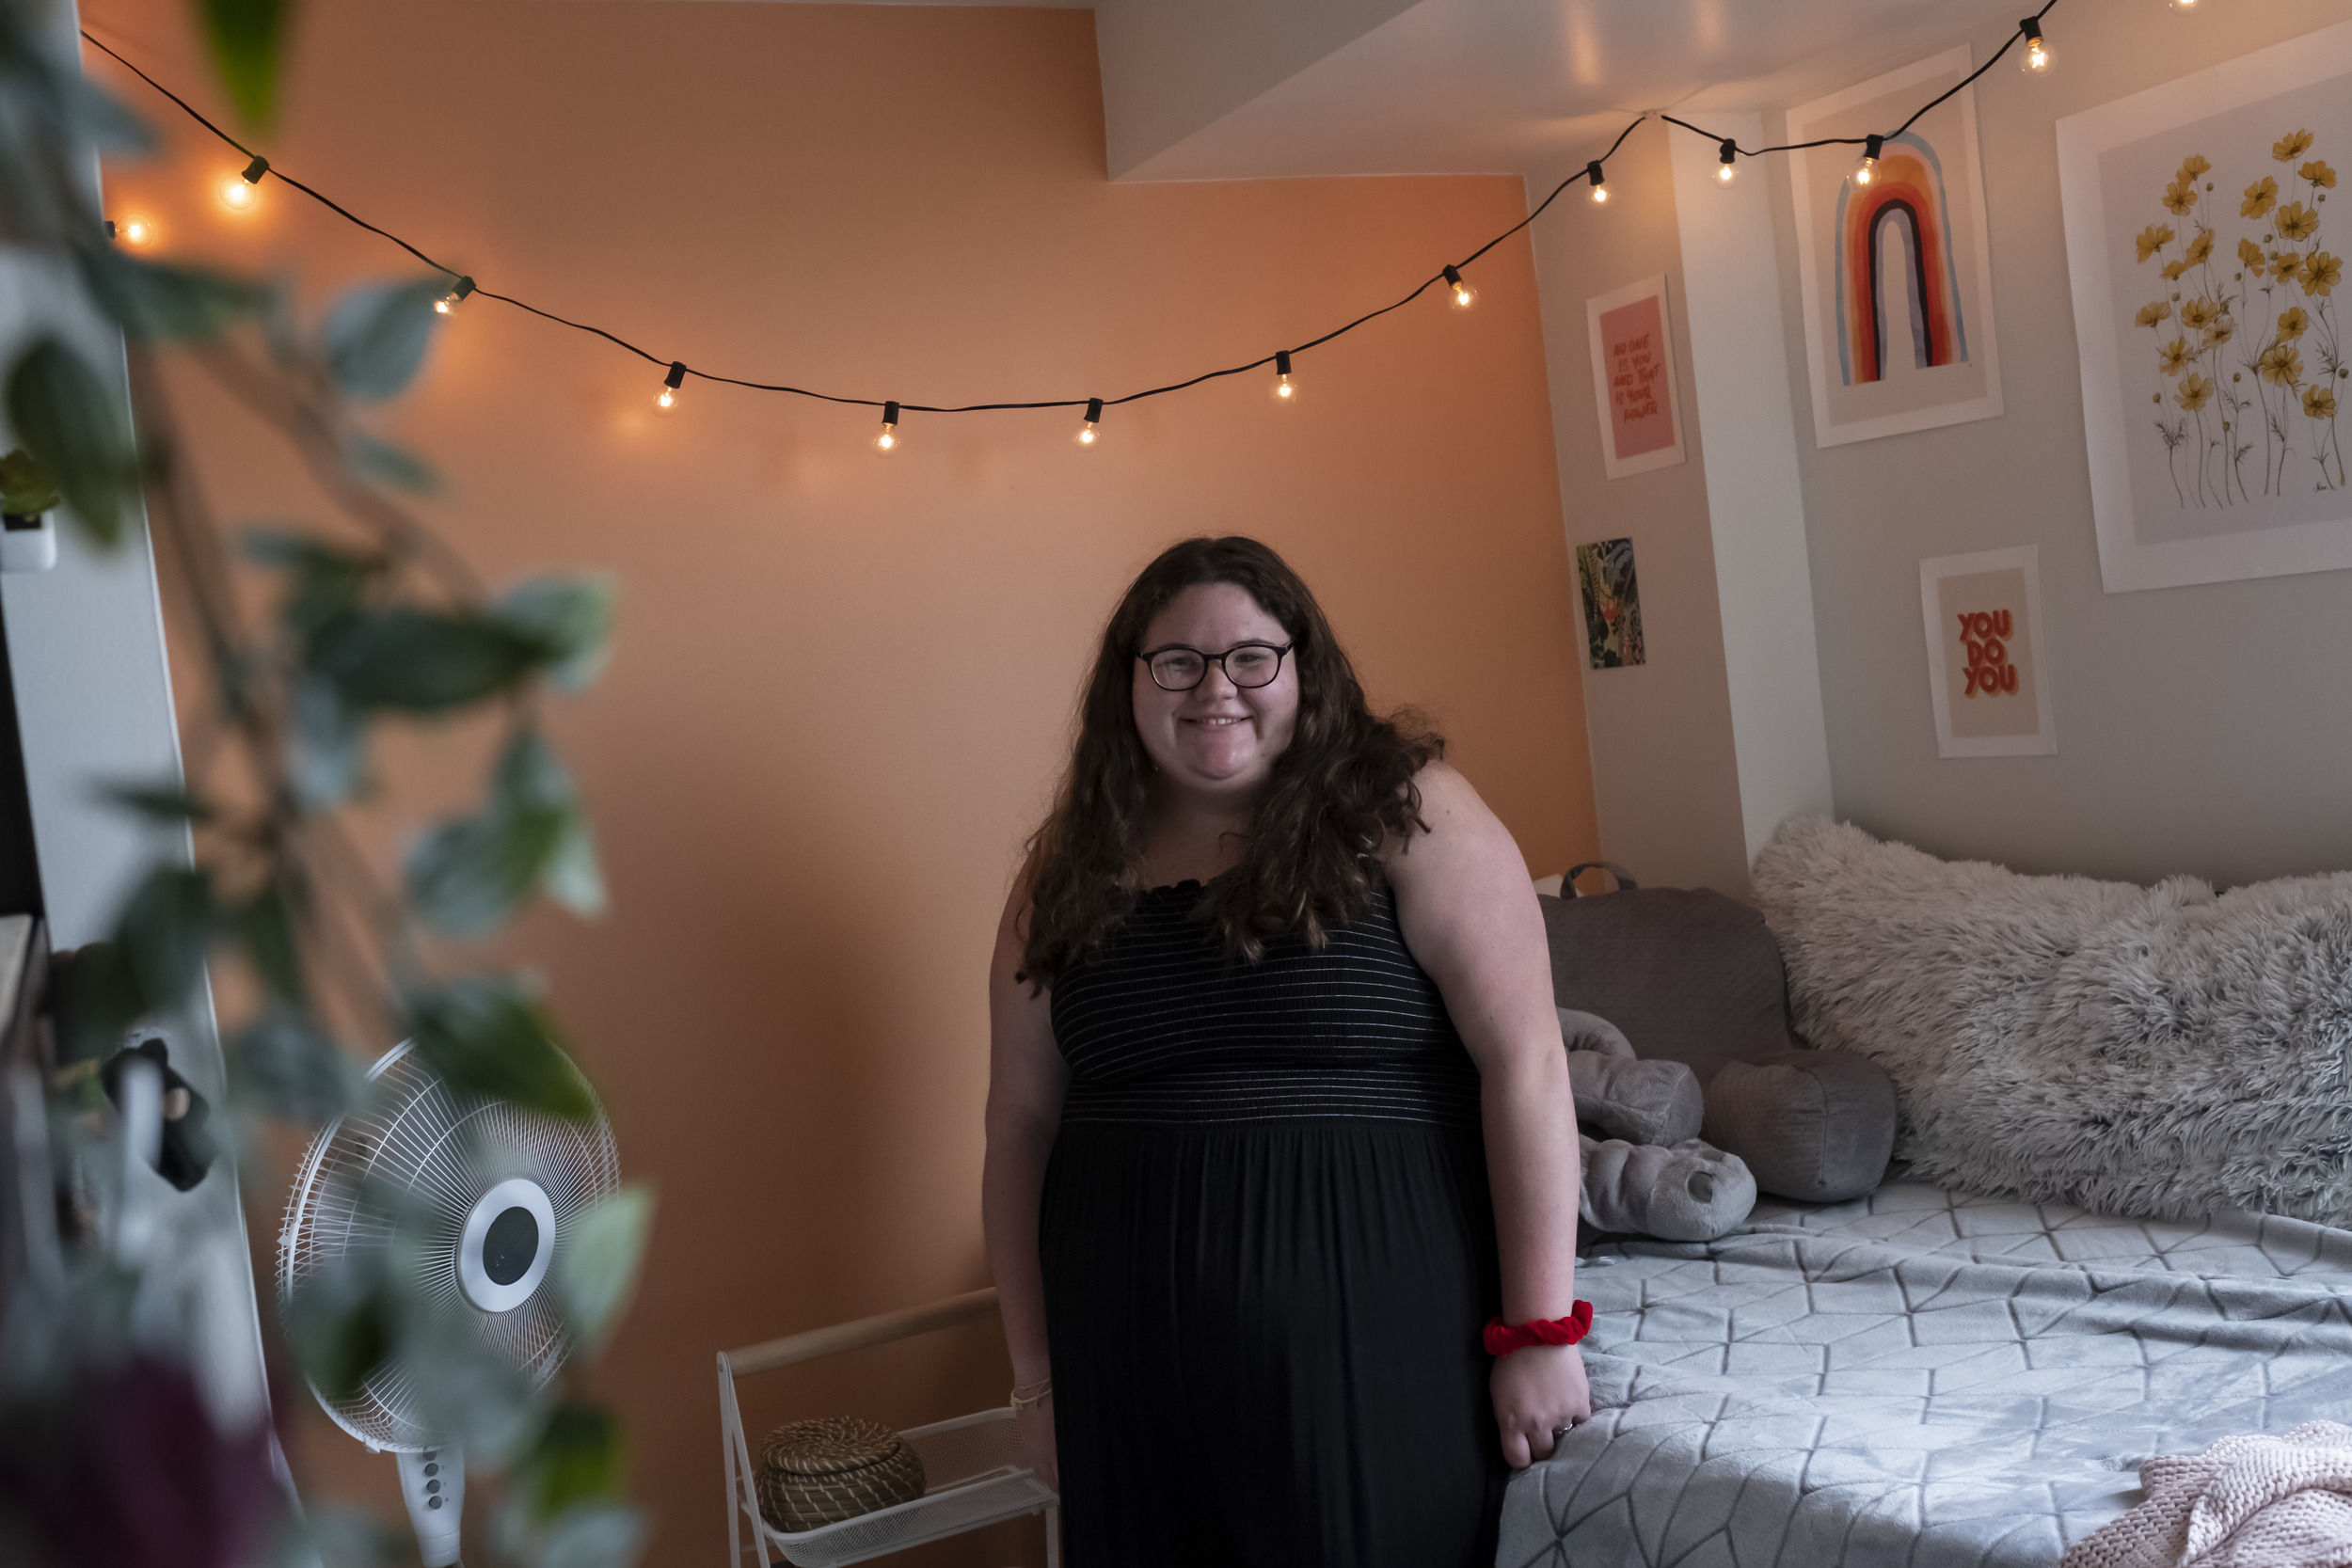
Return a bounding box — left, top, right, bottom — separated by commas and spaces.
1019, 536, 1442, 988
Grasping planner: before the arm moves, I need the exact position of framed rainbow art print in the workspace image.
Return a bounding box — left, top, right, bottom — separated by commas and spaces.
1786, 48, 2006, 448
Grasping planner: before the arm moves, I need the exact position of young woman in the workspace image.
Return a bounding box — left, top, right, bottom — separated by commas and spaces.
983, 536, 1585, 1565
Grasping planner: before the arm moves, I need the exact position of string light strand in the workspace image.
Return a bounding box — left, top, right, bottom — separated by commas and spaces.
79, 6, 2058, 423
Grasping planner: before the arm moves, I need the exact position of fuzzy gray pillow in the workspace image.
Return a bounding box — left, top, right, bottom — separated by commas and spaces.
1752, 816, 2352, 1226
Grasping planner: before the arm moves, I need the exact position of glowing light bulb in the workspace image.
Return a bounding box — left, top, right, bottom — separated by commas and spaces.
1716, 139, 1739, 184
220, 154, 268, 213
656, 360, 685, 414
1270, 349, 1297, 404
1075, 396, 1104, 447
2168, 0, 2196, 11
436, 276, 474, 315
2019, 18, 2052, 72
117, 215, 155, 246
1443, 264, 1477, 309
1586, 160, 1608, 204
1852, 134, 1884, 189
876, 401, 901, 454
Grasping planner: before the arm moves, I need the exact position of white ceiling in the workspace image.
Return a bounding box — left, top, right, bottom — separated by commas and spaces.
717, 0, 2036, 182
1108, 0, 2038, 182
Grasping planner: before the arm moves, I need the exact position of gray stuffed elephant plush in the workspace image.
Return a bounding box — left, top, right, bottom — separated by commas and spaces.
1560, 1007, 1756, 1242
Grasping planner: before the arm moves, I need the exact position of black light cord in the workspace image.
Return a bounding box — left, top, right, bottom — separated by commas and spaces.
78, 2, 2058, 420
1661, 0, 2060, 156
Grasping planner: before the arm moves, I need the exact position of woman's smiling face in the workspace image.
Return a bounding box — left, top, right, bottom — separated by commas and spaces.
1132, 581, 1300, 803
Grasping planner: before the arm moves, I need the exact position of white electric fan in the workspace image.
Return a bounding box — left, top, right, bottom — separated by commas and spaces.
278, 1040, 620, 1567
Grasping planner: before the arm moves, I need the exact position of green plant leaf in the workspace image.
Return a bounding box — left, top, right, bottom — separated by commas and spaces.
116, 866, 215, 1017
322, 277, 445, 401
497, 576, 616, 692
94, 780, 213, 823
226, 1007, 358, 1122
0, 448, 60, 516
405, 730, 603, 937
245, 528, 385, 644
289, 676, 368, 807
343, 432, 440, 496
404, 814, 544, 936
311, 608, 544, 713
518, 1404, 626, 1521
55, 71, 155, 155
196, 0, 295, 130
75, 245, 266, 341
542, 808, 606, 918
5, 337, 134, 545
282, 1260, 396, 1404
554, 1184, 653, 1357
53, 939, 145, 1062
292, 1506, 406, 1568
521, 1503, 646, 1568
496, 731, 603, 917
404, 974, 595, 1119
233, 883, 306, 1004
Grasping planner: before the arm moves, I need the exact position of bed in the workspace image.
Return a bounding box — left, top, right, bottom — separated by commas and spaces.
1501, 1180, 2352, 1567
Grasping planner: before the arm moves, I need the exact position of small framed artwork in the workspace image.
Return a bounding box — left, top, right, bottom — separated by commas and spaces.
2056, 19, 2352, 594
1918, 545, 2056, 758
1575, 537, 1645, 669
1786, 47, 2005, 447
1584, 275, 1686, 479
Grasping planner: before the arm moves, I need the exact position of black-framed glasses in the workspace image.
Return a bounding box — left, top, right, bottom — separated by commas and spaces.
1137, 641, 1294, 691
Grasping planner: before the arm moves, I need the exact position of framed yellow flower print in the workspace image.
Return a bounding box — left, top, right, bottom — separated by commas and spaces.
2058, 20, 2352, 592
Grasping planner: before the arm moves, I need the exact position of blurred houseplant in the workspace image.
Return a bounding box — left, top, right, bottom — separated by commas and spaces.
0, 0, 651, 1562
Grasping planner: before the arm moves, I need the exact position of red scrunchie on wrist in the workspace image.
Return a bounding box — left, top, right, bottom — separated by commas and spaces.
1483, 1301, 1594, 1356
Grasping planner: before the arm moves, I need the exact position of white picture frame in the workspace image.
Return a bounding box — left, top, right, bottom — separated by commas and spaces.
1583, 274, 1686, 480
1918, 545, 2057, 759
2055, 20, 2352, 594
1787, 46, 2005, 447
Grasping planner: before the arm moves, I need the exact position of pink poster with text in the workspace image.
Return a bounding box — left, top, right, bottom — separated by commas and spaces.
1597, 295, 1677, 462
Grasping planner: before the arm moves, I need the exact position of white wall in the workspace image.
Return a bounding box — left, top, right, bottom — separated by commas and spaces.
1667, 112, 1832, 873
1764, 0, 2352, 886
1528, 119, 1751, 895
0, 1, 271, 1449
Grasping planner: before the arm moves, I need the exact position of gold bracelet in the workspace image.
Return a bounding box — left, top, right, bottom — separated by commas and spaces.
1009, 1378, 1053, 1409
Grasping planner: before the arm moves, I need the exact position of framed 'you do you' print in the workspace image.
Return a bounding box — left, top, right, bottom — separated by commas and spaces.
1786, 47, 2005, 447
1919, 546, 2056, 759
2058, 19, 2352, 593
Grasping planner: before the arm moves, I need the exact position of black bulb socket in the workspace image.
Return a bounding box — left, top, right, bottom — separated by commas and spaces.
2020, 17, 2042, 41
1718, 139, 1738, 166
662, 361, 686, 390
451, 276, 476, 302
1084, 397, 1104, 423
1864, 134, 1884, 162
1586, 160, 1605, 189
240, 155, 269, 184
1275, 350, 1293, 377
882, 401, 900, 425
1443, 264, 1466, 287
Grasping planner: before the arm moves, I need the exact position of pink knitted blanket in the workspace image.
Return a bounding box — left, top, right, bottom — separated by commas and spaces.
2062, 1423, 2352, 1568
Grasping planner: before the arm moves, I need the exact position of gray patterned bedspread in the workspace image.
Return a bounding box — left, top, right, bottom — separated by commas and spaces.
1500, 1181, 2352, 1567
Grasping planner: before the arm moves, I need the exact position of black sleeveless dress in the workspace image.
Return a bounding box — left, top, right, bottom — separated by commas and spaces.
1040, 879, 1506, 1567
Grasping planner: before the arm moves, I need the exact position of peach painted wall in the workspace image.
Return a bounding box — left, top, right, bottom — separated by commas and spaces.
84, 0, 1599, 1559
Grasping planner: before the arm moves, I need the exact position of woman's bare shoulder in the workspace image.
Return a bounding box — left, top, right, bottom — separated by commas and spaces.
1382, 761, 1512, 881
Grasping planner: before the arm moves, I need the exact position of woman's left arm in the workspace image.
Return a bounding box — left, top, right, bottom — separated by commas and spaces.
1385, 762, 1591, 1467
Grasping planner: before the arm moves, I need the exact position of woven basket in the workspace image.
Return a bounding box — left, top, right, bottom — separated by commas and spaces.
756, 1416, 927, 1532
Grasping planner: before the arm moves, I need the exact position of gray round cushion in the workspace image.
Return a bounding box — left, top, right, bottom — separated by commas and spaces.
1701, 1049, 1897, 1203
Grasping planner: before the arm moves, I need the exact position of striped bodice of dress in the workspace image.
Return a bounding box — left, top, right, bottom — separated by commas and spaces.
1047, 879, 1483, 1129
